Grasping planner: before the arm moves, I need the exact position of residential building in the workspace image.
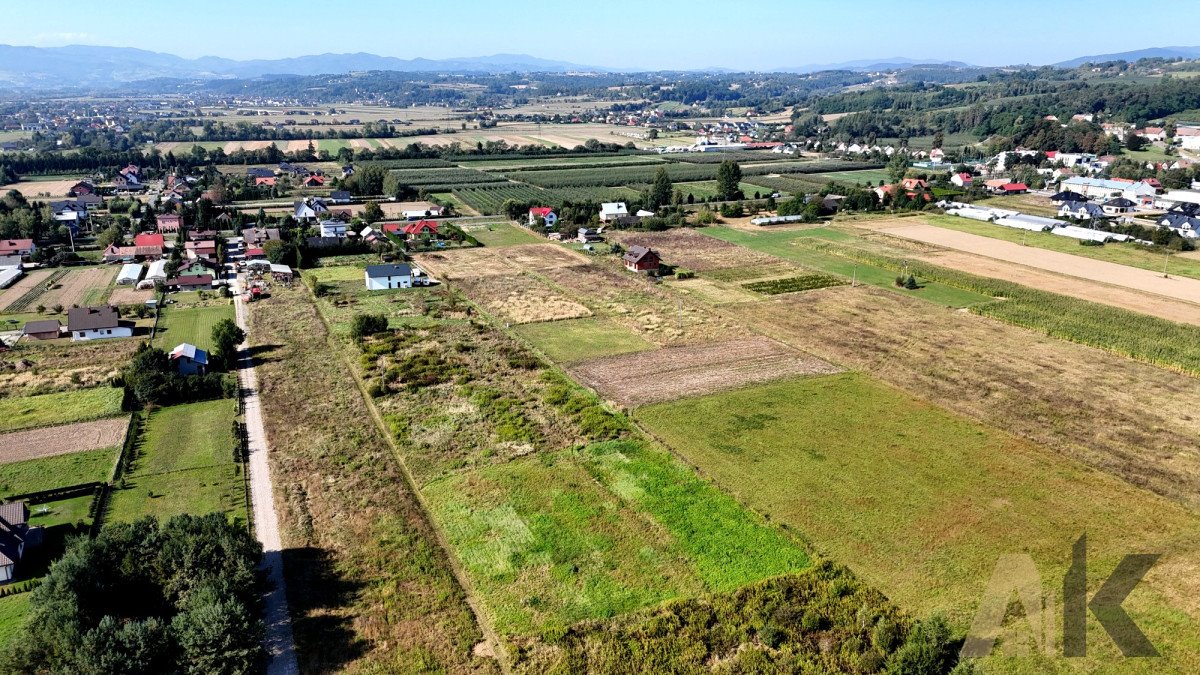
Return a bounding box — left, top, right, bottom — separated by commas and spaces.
167, 274, 214, 292
319, 220, 348, 239
365, 263, 415, 290
67, 306, 133, 341
951, 173, 973, 188
157, 214, 183, 234
1058, 201, 1106, 220
528, 206, 557, 228
169, 343, 209, 375
623, 245, 661, 273
600, 202, 629, 222
0, 502, 36, 584
0, 239, 35, 257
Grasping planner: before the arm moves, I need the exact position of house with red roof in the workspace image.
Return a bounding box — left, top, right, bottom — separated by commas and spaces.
528, 207, 557, 228
400, 220, 439, 240
255, 176, 277, 187
994, 183, 1029, 195
951, 172, 974, 188
301, 175, 325, 187
0, 239, 35, 257
900, 178, 929, 191
133, 233, 165, 249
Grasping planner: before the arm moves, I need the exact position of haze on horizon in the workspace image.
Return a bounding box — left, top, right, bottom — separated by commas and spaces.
5, 0, 1200, 71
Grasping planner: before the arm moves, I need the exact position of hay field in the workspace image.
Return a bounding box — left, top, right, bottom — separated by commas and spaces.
458, 275, 591, 325
571, 336, 839, 407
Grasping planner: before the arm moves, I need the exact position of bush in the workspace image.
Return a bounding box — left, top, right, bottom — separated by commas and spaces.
350, 313, 390, 341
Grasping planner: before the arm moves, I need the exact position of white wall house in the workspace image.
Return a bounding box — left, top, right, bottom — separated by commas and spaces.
67, 306, 133, 342
319, 220, 348, 239
599, 202, 629, 222
365, 263, 414, 290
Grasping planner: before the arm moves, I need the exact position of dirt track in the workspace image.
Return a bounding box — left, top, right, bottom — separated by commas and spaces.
0, 416, 128, 464
572, 336, 840, 408
869, 222, 1200, 312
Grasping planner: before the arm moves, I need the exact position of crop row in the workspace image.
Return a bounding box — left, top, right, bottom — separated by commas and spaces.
387, 167, 503, 186
743, 274, 846, 295
5, 269, 68, 312
452, 184, 639, 214
358, 158, 456, 169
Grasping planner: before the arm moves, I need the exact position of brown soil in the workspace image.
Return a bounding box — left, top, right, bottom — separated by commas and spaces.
459, 275, 591, 325
609, 229, 777, 271
571, 336, 840, 408
38, 267, 116, 308
108, 286, 157, 306
0, 416, 127, 463
0, 269, 53, 311
728, 285, 1200, 510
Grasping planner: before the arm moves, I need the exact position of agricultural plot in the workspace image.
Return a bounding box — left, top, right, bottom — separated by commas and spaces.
151, 303, 235, 352
0, 446, 116, 496
570, 336, 839, 408
467, 222, 543, 247
0, 340, 139, 397
106, 399, 245, 524
743, 274, 845, 295
0, 417, 128, 464
2, 269, 66, 312
515, 317, 655, 363
809, 168, 891, 185
35, 267, 117, 309
0, 270, 53, 311
386, 167, 506, 186
452, 184, 639, 215
0, 386, 125, 433
509, 163, 720, 187
636, 373, 1200, 672
459, 154, 663, 170
743, 174, 828, 195
609, 228, 777, 272
670, 180, 779, 200
457, 275, 591, 325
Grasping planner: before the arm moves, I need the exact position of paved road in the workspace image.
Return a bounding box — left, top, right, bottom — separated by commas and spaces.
234, 284, 300, 675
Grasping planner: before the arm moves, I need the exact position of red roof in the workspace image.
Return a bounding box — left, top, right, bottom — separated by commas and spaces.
955, 172, 973, 181
529, 207, 554, 217
246, 247, 265, 257
1001, 183, 1028, 191
1045, 151, 1058, 159
0, 239, 34, 255
134, 233, 165, 248
402, 220, 439, 236
381, 222, 401, 234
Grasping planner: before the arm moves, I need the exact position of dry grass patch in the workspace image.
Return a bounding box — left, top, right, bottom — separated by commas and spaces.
501, 244, 589, 271
458, 275, 591, 325
728, 285, 1200, 510
609, 229, 777, 272
0, 417, 128, 464
571, 336, 840, 408
0, 270, 53, 311
36, 267, 116, 309
108, 286, 156, 306
0, 340, 139, 397
663, 277, 761, 305
417, 248, 515, 280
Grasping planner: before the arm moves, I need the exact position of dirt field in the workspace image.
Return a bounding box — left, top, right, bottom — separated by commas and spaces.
418, 243, 587, 281
458, 275, 591, 324
867, 221, 1200, 307
663, 277, 762, 304
609, 229, 778, 272
571, 336, 840, 407
0, 416, 128, 463
0, 340, 140, 397
38, 267, 116, 308
108, 285, 157, 306
727, 285, 1200, 510
0, 269, 53, 310
0, 179, 85, 199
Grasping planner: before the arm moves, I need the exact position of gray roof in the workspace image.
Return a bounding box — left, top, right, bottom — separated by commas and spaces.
0, 501, 28, 567
170, 343, 209, 365
67, 306, 119, 332
623, 245, 658, 264
366, 263, 412, 278
22, 319, 61, 335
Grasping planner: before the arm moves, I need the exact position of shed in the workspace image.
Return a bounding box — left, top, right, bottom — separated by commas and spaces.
21, 319, 61, 340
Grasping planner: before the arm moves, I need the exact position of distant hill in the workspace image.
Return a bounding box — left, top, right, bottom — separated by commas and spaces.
1054, 46, 1200, 68
0, 45, 603, 88
785, 58, 977, 73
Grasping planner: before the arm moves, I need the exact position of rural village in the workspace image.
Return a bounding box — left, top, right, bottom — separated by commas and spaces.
2, 21, 1200, 675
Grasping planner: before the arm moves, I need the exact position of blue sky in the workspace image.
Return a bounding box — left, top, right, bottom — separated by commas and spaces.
4, 0, 1200, 70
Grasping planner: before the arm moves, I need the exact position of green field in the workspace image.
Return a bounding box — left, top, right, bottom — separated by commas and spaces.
0, 594, 31, 650
811, 168, 891, 185
925, 214, 1200, 281
0, 447, 117, 496
152, 303, 234, 351
306, 265, 367, 282
107, 400, 245, 524
514, 317, 655, 363
0, 387, 125, 433
702, 225, 995, 308
636, 373, 1200, 671
672, 180, 779, 200
28, 493, 96, 528
468, 222, 543, 247
424, 439, 809, 638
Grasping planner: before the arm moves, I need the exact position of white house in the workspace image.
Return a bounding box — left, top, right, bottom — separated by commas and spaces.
365, 263, 415, 290
1178, 127, 1200, 151
169, 343, 209, 375
951, 172, 973, 188
528, 207, 557, 228
67, 306, 132, 341
599, 202, 629, 222
319, 220, 348, 239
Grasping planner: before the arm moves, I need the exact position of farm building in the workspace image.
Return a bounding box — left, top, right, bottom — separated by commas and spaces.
245, 259, 273, 272
600, 202, 630, 222
21, 319, 61, 340
365, 263, 416, 290
116, 263, 144, 285
995, 215, 1059, 231
167, 274, 214, 292
528, 207, 557, 228
398, 201, 445, 219
0, 267, 21, 289
1051, 226, 1130, 243
1063, 177, 1157, 202
67, 306, 133, 342
270, 264, 294, 282
134, 233, 166, 249
169, 343, 209, 375
146, 259, 169, 282
0, 501, 36, 584
623, 245, 661, 273
945, 206, 999, 222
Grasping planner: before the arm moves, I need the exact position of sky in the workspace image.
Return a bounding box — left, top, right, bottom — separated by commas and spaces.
4, 0, 1200, 71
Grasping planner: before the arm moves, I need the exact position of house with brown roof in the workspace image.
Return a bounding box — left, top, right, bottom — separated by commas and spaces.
0, 240, 35, 257
166, 274, 214, 292
21, 319, 62, 340
623, 245, 661, 273
67, 306, 133, 341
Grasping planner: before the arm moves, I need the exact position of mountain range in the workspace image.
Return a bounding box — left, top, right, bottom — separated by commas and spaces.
2, 44, 1200, 89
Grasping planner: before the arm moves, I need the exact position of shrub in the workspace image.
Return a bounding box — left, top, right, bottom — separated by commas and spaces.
350, 313, 390, 341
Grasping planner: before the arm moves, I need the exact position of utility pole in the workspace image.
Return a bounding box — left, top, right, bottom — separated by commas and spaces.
1164, 248, 1171, 278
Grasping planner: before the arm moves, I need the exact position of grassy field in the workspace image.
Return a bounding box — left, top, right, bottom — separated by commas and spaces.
672, 180, 779, 200
306, 265, 367, 282
0, 594, 31, 650
151, 303, 234, 351
28, 493, 96, 528
0, 447, 116, 496
811, 168, 891, 185
636, 373, 1200, 673
469, 222, 543, 247
924, 214, 1200, 281
107, 400, 245, 524
0, 387, 125, 433
514, 317, 655, 363
702, 225, 995, 308
972, 194, 1060, 217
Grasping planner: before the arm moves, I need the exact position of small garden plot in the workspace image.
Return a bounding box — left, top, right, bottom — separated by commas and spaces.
307, 265, 368, 283
743, 274, 845, 295
0, 387, 124, 433
460, 276, 591, 325
467, 222, 543, 248
151, 303, 235, 352
663, 277, 761, 305
0, 340, 139, 398
2, 270, 66, 312
515, 317, 655, 363
416, 248, 516, 280
35, 267, 117, 310
107, 399, 245, 524
501, 244, 589, 272
609, 229, 776, 272
705, 262, 803, 282
571, 336, 840, 408
0, 270, 53, 311
0, 417, 128, 464
0, 446, 116, 496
